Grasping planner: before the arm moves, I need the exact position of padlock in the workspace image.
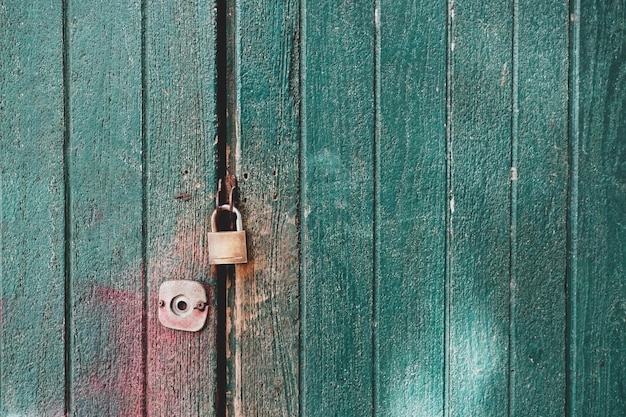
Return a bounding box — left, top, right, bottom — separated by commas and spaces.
207, 204, 247, 264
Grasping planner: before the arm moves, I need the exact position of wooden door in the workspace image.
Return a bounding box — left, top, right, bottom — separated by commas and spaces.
1, 1, 218, 415
2, 1, 625, 416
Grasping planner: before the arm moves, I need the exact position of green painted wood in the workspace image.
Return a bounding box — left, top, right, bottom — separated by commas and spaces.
446, 1, 512, 416
144, 1, 218, 415
375, 0, 446, 416
66, 0, 144, 414
572, 0, 626, 414
229, 0, 300, 415
0, 2, 66, 416
300, 2, 375, 416
509, 1, 569, 415
3, 2, 626, 416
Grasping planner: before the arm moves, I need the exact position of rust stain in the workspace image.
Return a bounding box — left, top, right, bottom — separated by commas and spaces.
174, 192, 191, 201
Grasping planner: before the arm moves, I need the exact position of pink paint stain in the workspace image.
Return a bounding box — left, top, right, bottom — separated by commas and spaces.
77, 222, 216, 415
77, 283, 145, 416
145, 222, 217, 415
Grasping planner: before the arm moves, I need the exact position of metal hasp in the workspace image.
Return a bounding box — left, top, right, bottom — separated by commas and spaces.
207, 204, 248, 265
158, 280, 209, 332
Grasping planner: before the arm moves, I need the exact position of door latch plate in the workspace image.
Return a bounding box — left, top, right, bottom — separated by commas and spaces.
158, 280, 209, 332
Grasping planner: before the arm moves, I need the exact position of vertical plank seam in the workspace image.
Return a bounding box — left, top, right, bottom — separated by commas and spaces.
227, 1, 242, 415
298, 0, 307, 413
444, 0, 454, 416
62, 0, 73, 414
231, 0, 243, 179
216, 0, 228, 185
216, 265, 228, 417
223, 0, 240, 414
0, 132, 2, 412
371, 1, 381, 416
508, 0, 519, 416
140, 0, 149, 415
233, 0, 245, 413
565, 0, 580, 415
215, 0, 228, 414
0, 13, 4, 395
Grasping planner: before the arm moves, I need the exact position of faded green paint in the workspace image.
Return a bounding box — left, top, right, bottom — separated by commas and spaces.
229, 0, 300, 415
573, 0, 626, 415
375, 0, 447, 415
447, 1, 513, 415
511, 0, 569, 415
1, 1, 218, 416
1, 1, 625, 416
300, 1, 376, 416
145, 0, 218, 415
66, 0, 144, 414
0, 2, 65, 416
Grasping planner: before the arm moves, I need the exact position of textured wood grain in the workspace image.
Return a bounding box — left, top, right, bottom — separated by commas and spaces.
144, 1, 218, 416
2, 2, 625, 416
229, 0, 300, 415
509, 1, 569, 415
0, 2, 66, 416
300, 1, 375, 416
572, 0, 626, 414
375, 0, 447, 416
446, 1, 512, 415
66, 0, 144, 414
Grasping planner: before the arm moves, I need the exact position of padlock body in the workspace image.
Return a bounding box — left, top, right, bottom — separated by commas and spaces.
208, 230, 247, 264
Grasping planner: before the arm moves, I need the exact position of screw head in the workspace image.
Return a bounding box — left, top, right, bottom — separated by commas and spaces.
158, 300, 165, 307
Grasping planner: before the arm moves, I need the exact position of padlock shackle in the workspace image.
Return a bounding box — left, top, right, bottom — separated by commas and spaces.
211, 204, 243, 232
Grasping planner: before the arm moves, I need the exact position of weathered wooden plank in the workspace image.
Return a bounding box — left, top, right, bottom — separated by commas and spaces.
66, 0, 144, 414
0, 2, 66, 416
300, 2, 375, 416
375, 0, 447, 415
508, 1, 570, 415
144, 1, 218, 416
446, 0, 512, 415
572, 0, 626, 415
228, 0, 300, 415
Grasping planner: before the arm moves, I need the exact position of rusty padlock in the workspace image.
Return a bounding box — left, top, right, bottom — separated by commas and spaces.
208, 204, 247, 264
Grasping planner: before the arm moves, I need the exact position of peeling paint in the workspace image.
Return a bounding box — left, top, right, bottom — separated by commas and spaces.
501, 62, 508, 87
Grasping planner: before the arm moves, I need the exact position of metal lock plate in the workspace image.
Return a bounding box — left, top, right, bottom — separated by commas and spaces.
158, 280, 209, 332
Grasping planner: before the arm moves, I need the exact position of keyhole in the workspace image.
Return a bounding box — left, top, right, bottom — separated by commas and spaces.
171, 295, 192, 316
